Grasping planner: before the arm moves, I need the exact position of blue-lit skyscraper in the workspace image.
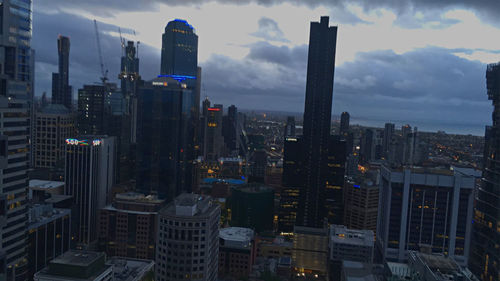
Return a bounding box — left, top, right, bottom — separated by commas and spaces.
135, 77, 192, 201
160, 19, 198, 77
0, 0, 33, 280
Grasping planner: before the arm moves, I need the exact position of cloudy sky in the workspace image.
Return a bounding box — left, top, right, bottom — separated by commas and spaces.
33, 0, 500, 135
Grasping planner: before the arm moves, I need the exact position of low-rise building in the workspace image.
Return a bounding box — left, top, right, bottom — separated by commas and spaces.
219, 227, 256, 279
107, 257, 154, 281
408, 251, 479, 281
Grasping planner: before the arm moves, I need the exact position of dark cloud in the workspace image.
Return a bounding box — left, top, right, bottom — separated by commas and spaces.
37, 0, 500, 27
32, 10, 161, 99
246, 41, 307, 67
251, 17, 289, 42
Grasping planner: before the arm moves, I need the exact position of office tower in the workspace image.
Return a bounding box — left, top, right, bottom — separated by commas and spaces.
119, 41, 140, 147
284, 116, 296, 137
99, 192, 164, 260
156, 193, 220, 281
222, 105, 238, 153
382, 123, 395, 158
204, 105, 224, 160
218, 227, 256, 279
27, 204, 71, 280
229, 184, 274, 233
77, 85, 108, 135
0, 1, 33, 279
33, 104, 75, 168
377, 165, 477, 266
51, 35, 72, 110
65, 136, 115, 246
361, 128, 375, 162
278, 136, 302, 234
343, 173, 379, 234
325, 136, 347, 225
469, 63, 500, 281
329, 225, 374, 280
293, 226, 329, 279
297, 16, 338, 228
339, 111, 350, 136
135, 77, 192, 201
34, 251, 113, 281
161, 19, 198, 77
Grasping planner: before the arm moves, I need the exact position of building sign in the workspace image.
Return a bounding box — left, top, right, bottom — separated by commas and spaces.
66, 138, 102, 146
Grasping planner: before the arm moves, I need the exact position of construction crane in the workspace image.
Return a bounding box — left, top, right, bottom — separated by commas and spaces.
118, 27, 126, 57
93, 19, 108, 85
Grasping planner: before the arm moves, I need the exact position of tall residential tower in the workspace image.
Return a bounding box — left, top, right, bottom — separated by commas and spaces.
52, 35, 72, 109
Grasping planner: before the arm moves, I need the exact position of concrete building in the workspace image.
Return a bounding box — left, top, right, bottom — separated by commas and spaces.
107, 257, 154, 281
34, 250, 113, 281
65, 136, 116, 246
33, 104, 75, 169
99, 192, 164, 260
27, 204, 71, 280
156, 193, 220, 281
257, 236, 293, 259
408, 251, 479, 281
204, 105, 224, 161
219, 227, 256, 279
343, 171, 379, 235
29, 179, 64, 201
330, 225, 374, 263
377, 165, 477, 266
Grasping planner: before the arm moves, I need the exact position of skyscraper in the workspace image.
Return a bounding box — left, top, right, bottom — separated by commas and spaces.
325, 136, 347, 225
222, 105, 238, 153
135, 76, 192, 201
382, 123, 394, 158
339, 111, 350, 136
0, 0, 33, 279
65, 136, 115, 246
52, 35, 72, 110
204, 105, 224, 161
119, 40, 140, 145
469, 63, 500, 281
161, 19, 198, 77
284, 116, 296, 138
297, 16, 338, 228
77, 84, 108, 135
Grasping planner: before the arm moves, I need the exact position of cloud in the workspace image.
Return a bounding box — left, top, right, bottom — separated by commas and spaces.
246, 41, 307, 67
251, 17, 289, 42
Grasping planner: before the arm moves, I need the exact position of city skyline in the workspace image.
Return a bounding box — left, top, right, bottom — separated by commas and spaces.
32, 1, 500, 135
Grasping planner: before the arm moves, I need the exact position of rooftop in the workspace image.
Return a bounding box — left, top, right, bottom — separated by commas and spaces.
160, 193, 217, 217
220, 227, 254, 245
29, 179, 64, 190
107, 257, 154, 281
29, 204, 70, 229
39, 104, 71, 115
50, 250, 103, 267
330, 225, 374, 247
342, 261, 376, 281
115, 191, 164, 204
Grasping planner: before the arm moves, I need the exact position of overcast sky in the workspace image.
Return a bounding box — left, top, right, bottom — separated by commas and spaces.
32, 0, 500, 135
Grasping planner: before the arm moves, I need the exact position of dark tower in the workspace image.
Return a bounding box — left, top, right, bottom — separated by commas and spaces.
469, 63, 500, 281
339, 111, 349, 136
52, 35, 72, 109
296, 16, 338, 228
284, 116, 296, 137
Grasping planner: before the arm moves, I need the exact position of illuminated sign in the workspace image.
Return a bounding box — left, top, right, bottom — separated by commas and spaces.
152, 81, 168, 87
66, 138, 102, 146
207, 108, 220, 112
157, 74, 196, 82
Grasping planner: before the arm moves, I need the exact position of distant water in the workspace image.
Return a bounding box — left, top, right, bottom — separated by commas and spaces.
350, 117, 488, 136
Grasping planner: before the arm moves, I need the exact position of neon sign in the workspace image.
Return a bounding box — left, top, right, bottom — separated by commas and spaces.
66, 138, 102, 146
157, 74, 196, 82
207, 108, 220, 112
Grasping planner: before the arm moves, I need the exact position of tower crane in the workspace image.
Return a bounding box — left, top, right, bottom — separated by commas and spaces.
93, 19, 108, 85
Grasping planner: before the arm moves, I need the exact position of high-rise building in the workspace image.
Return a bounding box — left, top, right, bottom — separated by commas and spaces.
51, 35, 72, 110
382, 123, 395, 158
229, 184, 274, 233
343, 172, 379, 234
65, 135, 115, 246
33, 104, 75, 168
135, 76, 192, 201
377, 165, 477, 266
99, 192, 164, 260
204, 105, 224, 161
297, 16, 338, 228
222, 105, 238, 153
339, 111, 350, 136
119, 40, 140, 146
160, 19, 198, 77
325, 136, 347, 225
278, 136, 302, 234
284, 116, 296, 138
469, 63, 500, 281
292, 226, 329, 279
0, 1, 33, 279
156, 193, 220, 281
77, 85, 108, 135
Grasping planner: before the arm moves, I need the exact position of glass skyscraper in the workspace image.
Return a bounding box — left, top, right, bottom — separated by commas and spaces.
469, 63, 500, 281
51, 35, 72, 110
160, 19, 198, 77
296, 16, 338, 228
0, 0, 33, 280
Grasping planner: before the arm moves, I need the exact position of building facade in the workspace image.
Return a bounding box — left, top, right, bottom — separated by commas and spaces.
99, 192, 164, 260
0, 0, 34, 279
297, 16, 338, 228
469, 63, 500, 281
229, 185, 274, 233
65, 135, 115, 246
377, 165, 476, 266
343, 173, 379, 234
156, 193, 220, 281
218, 227, 256, 279
33, 104, 74, 168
